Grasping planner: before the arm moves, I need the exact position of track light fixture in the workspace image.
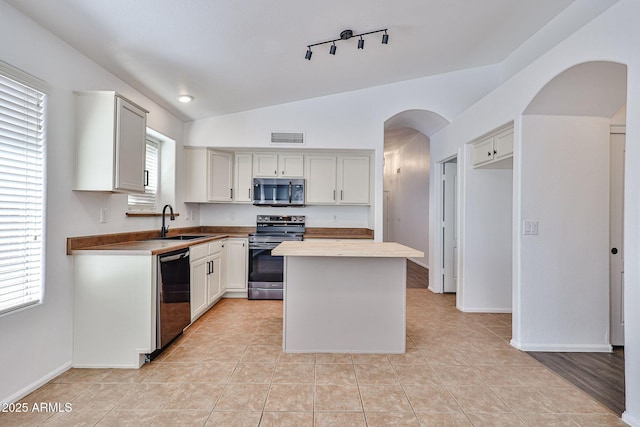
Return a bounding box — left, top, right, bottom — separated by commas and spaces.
304, 28, 389, 60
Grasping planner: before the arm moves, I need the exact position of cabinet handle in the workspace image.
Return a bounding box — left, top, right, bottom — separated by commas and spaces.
144, 170, 149, 187
333, 190, 336, 201
493, 150, 497, 155
487, 151, 492, 157
230, 188, 233, 199
341, 190, 343, 200
248, 188, 251, 199
282, 170, 285, 175
207, 261, 211, 275
274, 169, 277, 175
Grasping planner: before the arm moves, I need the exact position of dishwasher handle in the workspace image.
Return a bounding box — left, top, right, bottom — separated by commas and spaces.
159, 250, 189, 263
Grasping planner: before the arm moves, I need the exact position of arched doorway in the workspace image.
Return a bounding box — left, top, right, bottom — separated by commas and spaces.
517, 60, 627, 413
383, 109, 448, 289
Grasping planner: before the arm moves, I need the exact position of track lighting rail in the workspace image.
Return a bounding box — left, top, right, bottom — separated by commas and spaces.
305, 28, 389, 60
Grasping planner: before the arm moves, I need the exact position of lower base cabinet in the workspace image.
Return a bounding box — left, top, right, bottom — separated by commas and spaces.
190, 238, 248, 321
190, 240, 224, 322
223, 238, 248, 296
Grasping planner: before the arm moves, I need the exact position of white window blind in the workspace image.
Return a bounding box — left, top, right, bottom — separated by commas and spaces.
128, 138, 159, 210
0, 71, 45, 315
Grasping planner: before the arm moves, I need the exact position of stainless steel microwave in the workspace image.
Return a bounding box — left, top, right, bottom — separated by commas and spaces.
253, 178, 305, 206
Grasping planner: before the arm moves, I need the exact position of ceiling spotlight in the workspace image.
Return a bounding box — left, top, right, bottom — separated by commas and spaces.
177, 95, 193, 103
304, 28, 388, 60
382, 30, 389, 44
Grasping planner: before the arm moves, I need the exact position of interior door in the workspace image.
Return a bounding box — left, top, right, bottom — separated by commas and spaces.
442, 159, 458, 293
610, 130, 625, 346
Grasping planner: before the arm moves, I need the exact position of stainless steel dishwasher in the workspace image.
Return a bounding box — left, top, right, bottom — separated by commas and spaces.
156, 248, 190, 354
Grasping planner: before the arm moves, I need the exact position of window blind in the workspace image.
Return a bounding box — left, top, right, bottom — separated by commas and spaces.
128, 138, 159, 210
0, 72, 45, 315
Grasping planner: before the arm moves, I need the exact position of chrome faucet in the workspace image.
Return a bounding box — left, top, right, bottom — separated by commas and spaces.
161, 204, 175, 237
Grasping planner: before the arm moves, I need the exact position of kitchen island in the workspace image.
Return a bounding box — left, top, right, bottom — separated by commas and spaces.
272, 240, 423, 354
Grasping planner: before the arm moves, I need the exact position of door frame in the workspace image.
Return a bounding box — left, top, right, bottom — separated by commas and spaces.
434, 153, 461, 294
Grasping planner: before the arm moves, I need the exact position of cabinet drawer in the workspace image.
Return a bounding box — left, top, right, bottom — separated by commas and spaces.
190, 243, 209, 261
208, 240, 223, 254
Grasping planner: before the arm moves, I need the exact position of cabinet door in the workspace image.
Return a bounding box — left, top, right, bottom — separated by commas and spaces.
305, 156, 337, 204
207, 253, 223, 305
493, 129, 514, 160
234, 154, 253, 202
184, 147, 209, 202
190, 257, 208, 321
280, 154, 304, 177
472, 136, 494, 166
338, 156, 370, 204
225, 239, 247, 290
253, 154, 278, 177
208, 151, 233, 202
114, 97, 146, 192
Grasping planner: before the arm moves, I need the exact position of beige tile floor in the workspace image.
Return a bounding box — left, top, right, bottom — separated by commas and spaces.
0, 289, 626, 426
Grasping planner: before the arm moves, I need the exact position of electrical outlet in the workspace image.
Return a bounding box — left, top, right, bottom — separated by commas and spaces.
99, 207, 109, 224
332, 214, 338, 222
523, 220, 538, 235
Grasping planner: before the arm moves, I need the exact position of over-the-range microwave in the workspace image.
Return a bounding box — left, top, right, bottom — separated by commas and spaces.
253, 178, 305, 207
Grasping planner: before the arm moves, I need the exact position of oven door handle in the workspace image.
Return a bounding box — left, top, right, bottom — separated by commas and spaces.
249, 243, 280, 250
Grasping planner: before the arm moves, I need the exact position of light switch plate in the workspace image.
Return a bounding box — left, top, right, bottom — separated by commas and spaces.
523, 220, 538, 235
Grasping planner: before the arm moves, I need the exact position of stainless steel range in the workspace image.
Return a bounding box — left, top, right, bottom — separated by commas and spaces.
248, 215, 305, 300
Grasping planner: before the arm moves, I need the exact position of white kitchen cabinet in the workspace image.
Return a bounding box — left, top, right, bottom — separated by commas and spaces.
305, 155, 338, 204
305, 155, 370, 205
338, 156, 370, 204
223, 238, 248, 295
472, 127, 514, 168
184, 148, 233, 202
190, 240, 225, 322
253, 153, 304, 178
234, 153, 253, 202
74, 91, 148, 192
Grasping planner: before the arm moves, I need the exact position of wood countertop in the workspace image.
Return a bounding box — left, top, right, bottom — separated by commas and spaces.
272, 240, 423, 258
71, 234, 228, 256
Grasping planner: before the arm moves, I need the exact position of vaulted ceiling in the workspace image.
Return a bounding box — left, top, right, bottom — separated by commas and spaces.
6, 0, 617, 121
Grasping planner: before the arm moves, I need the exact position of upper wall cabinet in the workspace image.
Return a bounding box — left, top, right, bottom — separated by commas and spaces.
233, 153, 253, 203
472, 127, 514, 168
73, 91, 148, 192
305, 155, 370, 205
253, 153, 304, 178
184, 148, 233, 202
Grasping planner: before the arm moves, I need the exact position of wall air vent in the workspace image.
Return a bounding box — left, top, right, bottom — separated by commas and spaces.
271, 132, 304, 145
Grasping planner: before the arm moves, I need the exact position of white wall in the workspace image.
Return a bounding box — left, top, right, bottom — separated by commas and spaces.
185, 65, 502, 241
428, 1, 640, 423
0, 1, 189, 403
517, 115, 610, 350
383, 132, 430, 266
459, 150, 512, 312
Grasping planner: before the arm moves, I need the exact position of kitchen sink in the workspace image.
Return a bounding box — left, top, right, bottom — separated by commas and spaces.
145, 235, 207, 241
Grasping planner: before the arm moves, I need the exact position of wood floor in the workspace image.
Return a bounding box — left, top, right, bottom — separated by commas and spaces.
529, 348, 625, 416
406, 260, 428, 288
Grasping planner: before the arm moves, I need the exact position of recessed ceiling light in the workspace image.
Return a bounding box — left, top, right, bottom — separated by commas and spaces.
177, 95, 193, 103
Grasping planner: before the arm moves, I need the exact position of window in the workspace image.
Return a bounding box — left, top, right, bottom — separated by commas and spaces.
0, 67, 46, 315
128, 136, 159, 210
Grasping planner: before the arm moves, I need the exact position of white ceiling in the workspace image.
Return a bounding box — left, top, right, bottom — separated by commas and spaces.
7, 0, 612, 121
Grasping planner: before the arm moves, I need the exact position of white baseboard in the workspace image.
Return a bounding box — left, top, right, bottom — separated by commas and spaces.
1, 362, 71, 405
511, 339, 613, 353
222, 291, 248, 299
458, 306, 512, 313
622, 410, 640, 427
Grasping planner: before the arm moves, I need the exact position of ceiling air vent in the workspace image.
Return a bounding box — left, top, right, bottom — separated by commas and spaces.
271, 132, 304, 145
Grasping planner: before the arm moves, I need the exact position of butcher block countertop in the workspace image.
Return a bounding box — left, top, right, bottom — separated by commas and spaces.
272, 240, 423, 258
70, 234, 228, 256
